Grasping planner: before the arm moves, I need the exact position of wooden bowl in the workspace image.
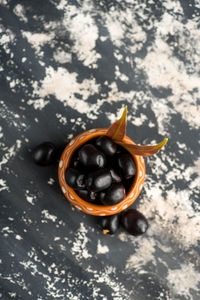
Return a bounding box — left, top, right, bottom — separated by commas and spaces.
58, 129, 145, 216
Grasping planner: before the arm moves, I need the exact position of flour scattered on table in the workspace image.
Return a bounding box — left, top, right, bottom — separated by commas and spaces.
167, 263, 200, 299
97, 240, 109, 254
47, 178, 55, 185
53, 49, 72, 64
139, 185, 200, 249
0, 179, 9, 192
21, 31, 55, 55
0, 140, 22, 171
27, 99, 49, 110
41, 210, 57, 222
126, 238, 156, 272
25, 190, 37, 205
33, 66, 99, 116
62, 5, 101, 66
71, 222, 92, 261
13, 4, 28, 23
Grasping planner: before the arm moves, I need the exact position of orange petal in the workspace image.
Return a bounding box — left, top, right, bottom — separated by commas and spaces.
116, 138, 168, 157
106, 106, 127, 141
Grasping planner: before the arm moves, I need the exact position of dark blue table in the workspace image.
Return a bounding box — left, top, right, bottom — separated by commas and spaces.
0, 1, 200, 299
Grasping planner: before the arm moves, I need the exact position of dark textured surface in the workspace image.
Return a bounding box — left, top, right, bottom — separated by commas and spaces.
0, 0, 200, 299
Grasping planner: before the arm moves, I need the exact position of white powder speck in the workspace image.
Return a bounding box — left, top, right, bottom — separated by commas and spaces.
0, 179, 9, 192
21, 31, 54, 54
0, 126, 3, 139
15, 235, 23, 240
71, 223, 92, 261
56, 113, 67, 125
53, 49, 72, 64
97, 240, 109, 254
100, 36, 107, 42
25, 190, 36, 205
22, 57, 27, 63
167, 263, 200, 299
13, 4, 28, 23
47, 178, 55, 185
2, 227, 13, 234
27, 99, 49, 110
41, 210, 57, 222
41, 250, 48, 255
9, 292, 17, 298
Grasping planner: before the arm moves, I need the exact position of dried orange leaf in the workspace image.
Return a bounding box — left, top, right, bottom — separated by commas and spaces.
106, 106, 127, 141
116, 138, 168, 157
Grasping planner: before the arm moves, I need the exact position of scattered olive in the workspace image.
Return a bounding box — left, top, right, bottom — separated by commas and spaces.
100, 214, 120, 235
121, 209, 148, 236
32, 142, 57, 166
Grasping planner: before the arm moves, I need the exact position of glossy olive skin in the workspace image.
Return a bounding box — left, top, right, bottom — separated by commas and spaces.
121, 209, 148, 235
76, 173, 86, 189
76, 189, 97, 202
33, 142, 56, 166
100, 214, 120, 234
117, 153, 136, 179
76, 189, 89, 201
109, 168, 121, 183
87, 169, 112, 192
65, 168, 85, 190
78, 144, 106, 170
96, 136, 117, 156
72, 156, 85, 172
98, 191, 106, 203
101, 183, 126, 205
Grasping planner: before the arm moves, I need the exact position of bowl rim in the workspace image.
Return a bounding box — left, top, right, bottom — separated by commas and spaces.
58, 128, 145, 216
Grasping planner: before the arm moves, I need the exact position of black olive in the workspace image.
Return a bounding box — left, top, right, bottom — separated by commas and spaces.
78, 144, 106, 170
100, 214, 120, 234
76, 173, 86, 189
101, 183, 126, 206
76, 189, 89, 201
96, 135, 117, 156
86, 169, 112, 192
121, 209, 148, 236
98, 191, 106, 203
117, 153, 136, 179
65, 168, 81, 189
32, 142, 56, 166
109, 168, 121, 183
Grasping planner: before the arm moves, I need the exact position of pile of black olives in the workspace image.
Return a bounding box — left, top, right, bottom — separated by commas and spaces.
65, 135, 136, 206
32, 137, 148, 236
